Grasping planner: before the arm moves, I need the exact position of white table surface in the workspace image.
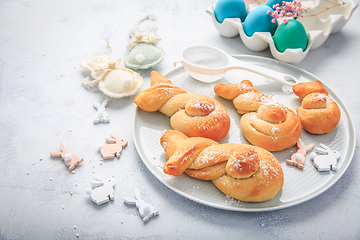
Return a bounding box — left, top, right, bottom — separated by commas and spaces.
1, 0, 360, 239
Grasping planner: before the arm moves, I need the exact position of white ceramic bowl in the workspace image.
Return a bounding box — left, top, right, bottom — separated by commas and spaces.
206, 0, 358, 64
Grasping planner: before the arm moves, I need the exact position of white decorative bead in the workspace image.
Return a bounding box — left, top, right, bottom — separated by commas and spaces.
65, 153, 72, 161
123, 78, 133, 86
135, 54, 145, 63
85, 187, 92, 195
295, 153, 302, 160
141, 203, 153, 215
309, 152, 317, 160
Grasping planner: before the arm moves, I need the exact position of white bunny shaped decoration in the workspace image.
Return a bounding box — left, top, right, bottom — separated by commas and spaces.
310, 143, 340, 171
124, 189, 159, 223
86, 176, 116, 205
286, 139, 314, 170
93, 99, 110, 124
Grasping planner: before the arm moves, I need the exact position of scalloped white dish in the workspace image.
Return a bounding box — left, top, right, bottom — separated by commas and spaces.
206, 0, 358, 64
133, 55, 355, 212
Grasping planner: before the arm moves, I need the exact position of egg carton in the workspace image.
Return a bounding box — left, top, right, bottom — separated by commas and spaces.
206, 0, 358, 64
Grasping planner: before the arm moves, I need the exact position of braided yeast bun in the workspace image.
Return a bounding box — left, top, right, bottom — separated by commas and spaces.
160, 130, 284, 202
240, 104, 302, 151
293, 81, 341, 134
215, 80, 301, 151
134, 71, 186, 112
214, 80, 258, 100
292, 80, 328, 98
214, 80, 276, 114
134, 71, 230, 141
296, 92, 341, 134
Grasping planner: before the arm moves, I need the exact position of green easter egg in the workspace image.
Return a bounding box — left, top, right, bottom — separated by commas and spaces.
273, 19, 308, 53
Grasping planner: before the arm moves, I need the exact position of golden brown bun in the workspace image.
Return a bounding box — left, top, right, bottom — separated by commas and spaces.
160, 130, 284, 202
233, 92, 277, 114
160, 130, 188, 158
292, 80, 328, 98
214, 80, 272, 114
134, 71, 231, 141
225, 147, 260, 179
212, 145, 283, 202
296, 93, 341, 134
214, 80, 260, 100
292, 81, 341, 134
149, 70, 172, 86
134, 73, 186, 112
215, 80, 301, 151
161, 130, 219, 176
240, 104, 302, 151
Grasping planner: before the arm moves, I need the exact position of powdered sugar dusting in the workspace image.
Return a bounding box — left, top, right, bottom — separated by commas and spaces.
190, 99, 215, 112
191, 106, 228, 131
261, 158, 280, 178
235, 83, 252, 93
191, 146, 227, 168
271, 126, 279, 134
227, 150, 259, 174
317, 93, 327, 101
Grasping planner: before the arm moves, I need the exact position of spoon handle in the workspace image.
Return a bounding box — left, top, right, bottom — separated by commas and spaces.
227, 57, 297, 87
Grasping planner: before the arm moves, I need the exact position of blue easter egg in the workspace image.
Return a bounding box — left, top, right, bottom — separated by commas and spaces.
266, 0, 293, 8
243, 6, 277, 37
214, 0, 247, 23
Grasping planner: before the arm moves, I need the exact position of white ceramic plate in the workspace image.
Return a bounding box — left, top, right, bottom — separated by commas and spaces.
133, 55, 355, 212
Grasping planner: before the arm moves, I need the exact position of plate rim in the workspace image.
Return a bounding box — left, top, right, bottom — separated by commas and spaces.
133, 54, 356, 212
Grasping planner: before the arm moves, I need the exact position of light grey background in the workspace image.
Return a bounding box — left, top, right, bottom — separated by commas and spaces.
1, 0, 359, 239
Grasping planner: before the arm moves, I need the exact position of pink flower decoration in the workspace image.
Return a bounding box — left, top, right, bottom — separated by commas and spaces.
269, 0, 305, 23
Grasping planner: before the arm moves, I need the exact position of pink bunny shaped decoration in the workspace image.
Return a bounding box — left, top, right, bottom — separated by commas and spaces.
50, 143, 84, 171
100, 134, 128, 160
286, 139, 314, 170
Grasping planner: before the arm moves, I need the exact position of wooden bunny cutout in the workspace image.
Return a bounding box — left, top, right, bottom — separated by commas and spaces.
93, 99, 110, 124
311, 143, 340, 171
124, 189, 159, 223
100, 134, 128, 160
50, 143, 84, 171
286, 139, 314, 170
86, 176, 115, 205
